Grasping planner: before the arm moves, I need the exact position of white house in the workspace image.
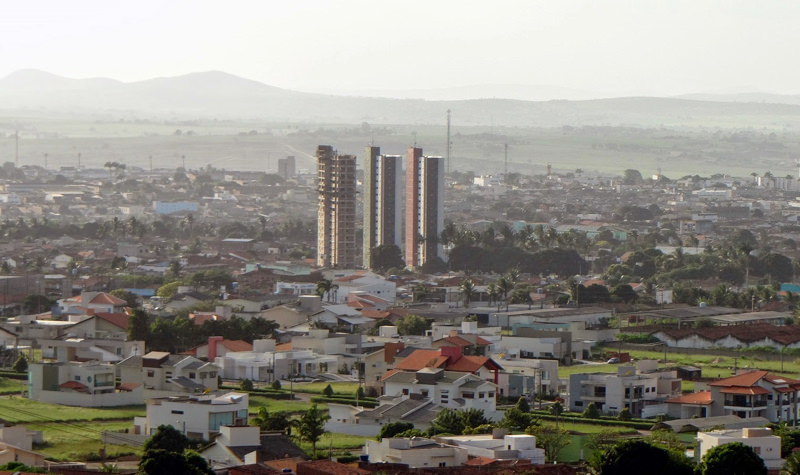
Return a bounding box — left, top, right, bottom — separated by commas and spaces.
117, 351, 219, 395
436, 432, 545, 464
568, 362, 682, 418
365, 437, 468, 468
28, 361, 142, 407
697, 427, 783, 471
133, 392, 248, 440
382, 368, 499, 415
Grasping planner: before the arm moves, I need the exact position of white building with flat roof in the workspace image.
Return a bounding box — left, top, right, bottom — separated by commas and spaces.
365, 437, 468, 468
133, 392, 248, 441
697, 427, 783, 471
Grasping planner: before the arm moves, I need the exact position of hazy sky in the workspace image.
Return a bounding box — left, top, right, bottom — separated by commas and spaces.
2, 1, 798, 98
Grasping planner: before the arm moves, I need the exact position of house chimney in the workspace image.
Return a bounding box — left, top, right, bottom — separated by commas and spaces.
440, 346, 462, 363
208, 336, 224, 361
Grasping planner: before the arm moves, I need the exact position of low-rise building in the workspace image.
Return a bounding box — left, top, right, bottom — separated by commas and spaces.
568, 361, 681, 418
133, 392, 248, 440
364, 437, 468, 468
28, 361, 142, 406
697, 427, 783, 471
117, 351, 219, 394
435, 432, 545, 464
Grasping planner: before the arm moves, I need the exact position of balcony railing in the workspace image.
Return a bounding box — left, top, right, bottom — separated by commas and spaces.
724, 400, 767, 407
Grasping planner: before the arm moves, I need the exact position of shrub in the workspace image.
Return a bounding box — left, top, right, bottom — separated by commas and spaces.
618, 408, 632, 421
583, 402, 601, 419
239, 378, 254, 391
271, 380, 282, 390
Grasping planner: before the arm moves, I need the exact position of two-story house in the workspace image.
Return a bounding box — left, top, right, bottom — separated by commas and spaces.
568, 362, 682, 418
133, 392, 249, 440
117, 351, 219, 395
706, 370, 800, 423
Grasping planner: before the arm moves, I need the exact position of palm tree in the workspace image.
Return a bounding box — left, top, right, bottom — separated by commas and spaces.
316, 279, 332, 302
496, 275, 514, 310
486, 282, 500, 306
460, 279, 477, 308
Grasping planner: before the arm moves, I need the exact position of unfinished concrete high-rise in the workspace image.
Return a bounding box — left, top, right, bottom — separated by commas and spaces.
316, 145, 356, 269
405, 147, 444, 269
363, 146, 403, 270
277, 155, 295, 180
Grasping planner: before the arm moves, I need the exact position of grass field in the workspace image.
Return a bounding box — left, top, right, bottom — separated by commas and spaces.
249, 395, 319, 414
288, 382, 360, 396
29, 420, 142, 461
0, 398, 144, 423
297, 433, 368, 457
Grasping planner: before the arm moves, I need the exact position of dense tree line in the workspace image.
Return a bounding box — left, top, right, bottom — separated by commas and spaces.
131, 314, 279, 354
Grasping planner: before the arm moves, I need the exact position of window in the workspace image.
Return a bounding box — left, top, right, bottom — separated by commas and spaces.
420, 389, 429, 397
479, 392, 485, 398
146, 370, 154, 377
575, 401, 583, 407
189, 372, 196, 379
171, 410, 184, 415
402, 388, 409, 395
74, 376, 81, 381
462, 392, 474, 399
489, 392, 495, 398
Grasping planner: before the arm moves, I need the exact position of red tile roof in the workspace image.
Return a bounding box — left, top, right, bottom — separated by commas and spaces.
89, 293, 127, 305
117, 382, 141, 392
394, 350, 449, 371
94, 312, 130, 330
59, 381, 89, 392
221, 340, 253, 352
709, 370, 769, 387
447, 355, 502, 372
464, 456, 499, 466
394, 349, 503, 374
665, 391, 713, 405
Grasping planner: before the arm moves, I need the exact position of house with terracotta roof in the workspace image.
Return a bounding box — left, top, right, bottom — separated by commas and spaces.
57, 291, 128, 315
431, 334, 492, 356
392, 347, 503, 385
664, 390, 714, 419
191, 336, 254, 360
705, 370, 800, 423
363, 342, 406, 393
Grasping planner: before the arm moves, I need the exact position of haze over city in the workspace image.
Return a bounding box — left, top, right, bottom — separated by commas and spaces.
2, 1, 800, 100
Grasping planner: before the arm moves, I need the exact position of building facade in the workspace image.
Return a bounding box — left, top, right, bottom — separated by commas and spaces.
277, 155, 296, 180
405, 147, 444, 269
363, 146, 402, 270
316, 145, 357, 269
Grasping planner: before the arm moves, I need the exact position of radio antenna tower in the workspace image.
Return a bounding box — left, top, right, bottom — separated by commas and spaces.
446, 109, 452, 175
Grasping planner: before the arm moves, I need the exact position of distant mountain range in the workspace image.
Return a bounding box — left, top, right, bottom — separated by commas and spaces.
3, 69, 800, 128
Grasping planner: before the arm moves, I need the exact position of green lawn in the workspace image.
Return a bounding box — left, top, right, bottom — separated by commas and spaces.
0, 397, 144, 423
0, 377, 26, 395
288, 382, 360, 396
297, 432, 368, 456
248, 395, 320, 414
29, 420, 141, 461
